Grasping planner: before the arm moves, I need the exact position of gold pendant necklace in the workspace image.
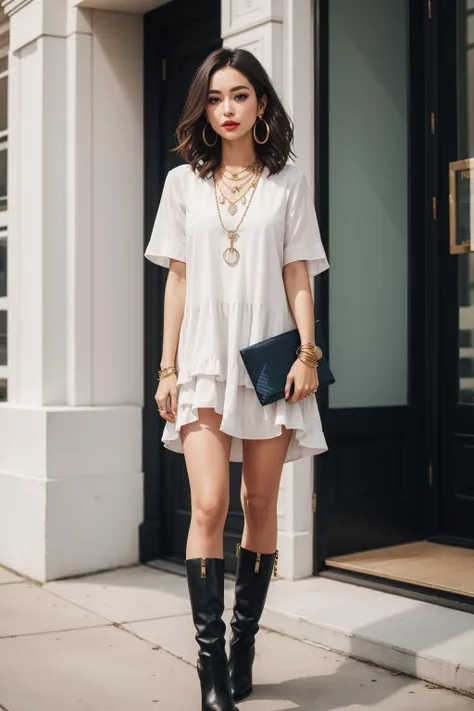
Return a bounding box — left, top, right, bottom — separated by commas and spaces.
216, 178, 254, 216
214, 165, 263, 266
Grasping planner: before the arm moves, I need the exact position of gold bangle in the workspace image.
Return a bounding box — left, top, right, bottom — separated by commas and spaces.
297, 344, 323, 361
158, 366, 177, 381
297, 354, 318, 368
296, 342, 322, 369
158, 371, 177, 382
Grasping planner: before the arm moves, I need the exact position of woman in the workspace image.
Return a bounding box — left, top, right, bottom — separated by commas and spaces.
145, 47, 329, 711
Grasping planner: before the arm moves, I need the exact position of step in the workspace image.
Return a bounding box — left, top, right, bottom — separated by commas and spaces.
261, 574, 474, 697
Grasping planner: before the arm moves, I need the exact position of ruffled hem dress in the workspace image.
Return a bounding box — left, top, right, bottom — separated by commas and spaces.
145, 163, 330, 463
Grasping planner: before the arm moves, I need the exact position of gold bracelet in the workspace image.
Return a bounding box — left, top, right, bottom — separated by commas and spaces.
158, 366, 177, 381
296, 343, 322, 368
298, 354, 318, 368
297, 344, 323, 359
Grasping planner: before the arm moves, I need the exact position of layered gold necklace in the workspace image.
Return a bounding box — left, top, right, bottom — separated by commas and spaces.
216, 160, 260, 216
214, 160, 263, 267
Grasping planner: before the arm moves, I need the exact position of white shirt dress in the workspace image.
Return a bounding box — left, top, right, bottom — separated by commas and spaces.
145, 163, 329, 463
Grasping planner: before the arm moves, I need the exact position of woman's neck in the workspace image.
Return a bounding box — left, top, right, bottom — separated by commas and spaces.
220, 136, 257, 171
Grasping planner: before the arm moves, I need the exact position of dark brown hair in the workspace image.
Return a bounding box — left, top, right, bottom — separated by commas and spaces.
174, 48, 295, 177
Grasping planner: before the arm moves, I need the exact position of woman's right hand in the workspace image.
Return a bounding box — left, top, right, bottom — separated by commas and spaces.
155, 374, 179, 423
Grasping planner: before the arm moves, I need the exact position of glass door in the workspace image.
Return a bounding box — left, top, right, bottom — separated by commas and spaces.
313, 0, 427, 566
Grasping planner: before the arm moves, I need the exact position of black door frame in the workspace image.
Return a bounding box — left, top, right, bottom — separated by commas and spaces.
431, 0, 474, 549
141, 6, 166, 563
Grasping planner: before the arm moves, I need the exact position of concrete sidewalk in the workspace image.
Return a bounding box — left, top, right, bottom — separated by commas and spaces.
0, 564, 473, 711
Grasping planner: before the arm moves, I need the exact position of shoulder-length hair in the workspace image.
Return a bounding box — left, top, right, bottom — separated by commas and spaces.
174, 48, 295, 177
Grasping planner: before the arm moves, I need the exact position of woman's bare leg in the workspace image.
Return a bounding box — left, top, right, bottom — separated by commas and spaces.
241, 427, 293, 553
182, 409, 237, 711
181, 408, 233, 559
228, 428, 293, 703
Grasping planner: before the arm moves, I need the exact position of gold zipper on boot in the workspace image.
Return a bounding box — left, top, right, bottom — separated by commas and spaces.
273, 550, 279, 578
236, 542, 241, 557
255, 553, 261, 574
201, 558, 207, 578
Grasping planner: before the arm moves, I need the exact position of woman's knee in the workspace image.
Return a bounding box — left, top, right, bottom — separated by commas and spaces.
192, 497, 228, 534
242, 490, 276, 525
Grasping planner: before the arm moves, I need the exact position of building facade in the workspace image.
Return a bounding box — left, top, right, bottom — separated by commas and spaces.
0, 0, 473, 609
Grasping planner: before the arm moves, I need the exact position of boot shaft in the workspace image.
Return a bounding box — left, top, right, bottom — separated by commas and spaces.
186, 557, 226, 647
233, 546, 276, 630
186, 557, 239, 711
228, 546, 277, 703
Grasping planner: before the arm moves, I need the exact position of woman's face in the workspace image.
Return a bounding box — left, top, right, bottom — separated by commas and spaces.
205, 66, 267, 143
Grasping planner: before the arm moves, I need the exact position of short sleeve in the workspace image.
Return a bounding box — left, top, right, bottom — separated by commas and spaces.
144, 168, 186, 268
284, 171, 329, 277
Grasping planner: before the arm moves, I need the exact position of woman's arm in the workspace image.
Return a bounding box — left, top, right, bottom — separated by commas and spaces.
161, 259, 186, 367
156, 258, 186, 422
283, 260, 315, 344
283, 260, 319, 403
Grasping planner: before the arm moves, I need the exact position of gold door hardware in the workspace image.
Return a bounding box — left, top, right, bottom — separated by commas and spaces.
428, 0, 432, 19
449, 158, 473, 254
432, 196, 437, 221
431, 112, 436, 135
312, 493, 317, 514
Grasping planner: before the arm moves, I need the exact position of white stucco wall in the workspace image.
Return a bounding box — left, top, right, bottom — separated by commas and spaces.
0, 0, 144, 581
0, 0, 317, 581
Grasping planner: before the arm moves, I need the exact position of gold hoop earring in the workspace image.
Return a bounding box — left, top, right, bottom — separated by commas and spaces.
202, 122, 218, 147
253, 116, 270, 145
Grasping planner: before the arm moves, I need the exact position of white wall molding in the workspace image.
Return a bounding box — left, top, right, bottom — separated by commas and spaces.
282, 0, 315, 190
3, 0, 90, 53
66, 28, 93, 404
90, 10, 144, 406
223, 20, 283, 95
72, 0, 170, 14
4, 0, 69, 53
222, 0, 283, 38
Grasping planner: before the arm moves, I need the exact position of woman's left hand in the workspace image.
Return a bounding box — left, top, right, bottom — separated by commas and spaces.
285, 359, 319, 403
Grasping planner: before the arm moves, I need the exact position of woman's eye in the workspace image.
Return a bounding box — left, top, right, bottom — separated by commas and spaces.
235, 94, 248, 101
207, 97, 220, 104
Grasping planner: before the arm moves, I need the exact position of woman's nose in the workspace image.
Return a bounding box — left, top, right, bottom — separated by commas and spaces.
223, 100, 234, 116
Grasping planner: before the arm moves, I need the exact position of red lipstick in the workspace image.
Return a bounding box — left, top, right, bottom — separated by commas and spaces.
222, 121, 239, 130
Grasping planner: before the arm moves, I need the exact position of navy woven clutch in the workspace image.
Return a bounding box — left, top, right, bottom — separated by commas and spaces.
240, 320, 335, 406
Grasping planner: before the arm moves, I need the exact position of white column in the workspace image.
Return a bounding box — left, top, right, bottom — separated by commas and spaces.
222, 0, 316, 580
0, 0, 144, 581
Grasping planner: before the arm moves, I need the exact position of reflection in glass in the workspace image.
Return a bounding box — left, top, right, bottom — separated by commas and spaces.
0, 378, 6, 401
0, 238, 5, 297
457, 1, 474, 403
0, 310, 6, 365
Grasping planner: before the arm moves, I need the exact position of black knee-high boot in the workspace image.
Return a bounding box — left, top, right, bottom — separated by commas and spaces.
186, 558, 239, 711
228, 545, 278, 702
